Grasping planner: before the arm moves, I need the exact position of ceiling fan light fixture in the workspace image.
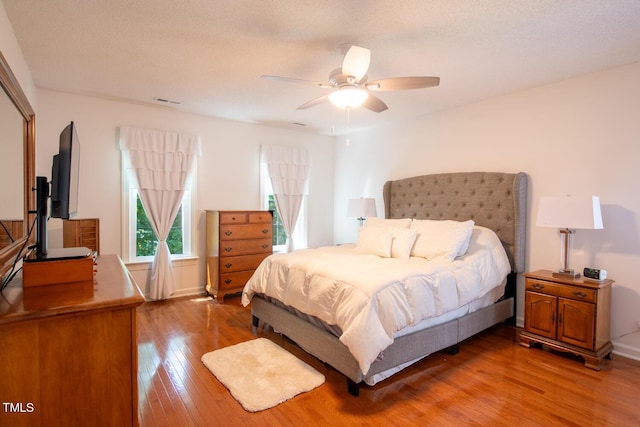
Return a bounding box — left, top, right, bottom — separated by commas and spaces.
329, 87, 368, 109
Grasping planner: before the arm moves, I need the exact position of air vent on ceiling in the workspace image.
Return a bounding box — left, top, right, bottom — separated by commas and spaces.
154, 97, 181, 105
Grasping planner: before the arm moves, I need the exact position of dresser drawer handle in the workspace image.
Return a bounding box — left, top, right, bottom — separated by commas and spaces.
225, 231, 232, 236
262, 244, 269, 249
573, 291, 587, 298
262, 229, 269, 234
532, 283, 544, 291
224, 279, 232, 285
224, 247, 232, 252
224, 263, 232, 268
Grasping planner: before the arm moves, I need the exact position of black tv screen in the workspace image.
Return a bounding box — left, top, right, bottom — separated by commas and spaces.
50, 121, 80, 219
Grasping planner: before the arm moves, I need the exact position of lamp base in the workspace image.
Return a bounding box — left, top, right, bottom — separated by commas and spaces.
552, 269, 581, 279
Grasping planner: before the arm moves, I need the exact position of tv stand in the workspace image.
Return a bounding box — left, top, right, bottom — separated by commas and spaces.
23, 247, 93, 287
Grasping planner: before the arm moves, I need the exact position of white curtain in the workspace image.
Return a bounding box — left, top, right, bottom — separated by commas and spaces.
120, 126, 201, 300
262, 145, 310, 252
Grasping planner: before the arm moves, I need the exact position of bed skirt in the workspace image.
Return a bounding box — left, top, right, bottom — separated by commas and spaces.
251, 293, 513, 394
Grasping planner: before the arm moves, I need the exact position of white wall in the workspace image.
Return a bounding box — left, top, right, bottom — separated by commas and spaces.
334, 61, 640, 356
35, 90, 334, 297
0, 2, 36, 108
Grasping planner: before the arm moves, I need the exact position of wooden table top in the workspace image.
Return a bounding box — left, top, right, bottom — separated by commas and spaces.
0, 254, 144, 325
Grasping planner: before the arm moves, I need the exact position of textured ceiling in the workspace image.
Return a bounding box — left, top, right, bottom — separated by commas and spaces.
4, 0, 640, 135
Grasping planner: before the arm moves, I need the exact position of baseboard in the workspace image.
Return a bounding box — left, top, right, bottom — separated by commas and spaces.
612, 332, 640, 362
170, 286, 206, 299
144, 286, 205, 301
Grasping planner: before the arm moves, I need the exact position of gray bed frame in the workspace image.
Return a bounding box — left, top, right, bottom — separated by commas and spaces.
251, 171, 528, 396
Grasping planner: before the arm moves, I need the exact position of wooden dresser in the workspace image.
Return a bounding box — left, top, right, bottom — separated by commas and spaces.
206, 210, 272, 300
0, 254, 144, 427
520, 269, 613, 370
63, 218, 100, 254
0, 219, 24, 250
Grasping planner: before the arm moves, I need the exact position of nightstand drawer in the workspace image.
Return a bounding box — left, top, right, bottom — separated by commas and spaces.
525, 278, 596, 303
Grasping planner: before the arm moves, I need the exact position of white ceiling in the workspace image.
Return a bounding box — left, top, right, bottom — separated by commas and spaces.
4, 0, 640, 136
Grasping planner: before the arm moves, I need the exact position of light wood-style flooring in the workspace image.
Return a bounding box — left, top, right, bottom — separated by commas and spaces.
137, 296, 640, 426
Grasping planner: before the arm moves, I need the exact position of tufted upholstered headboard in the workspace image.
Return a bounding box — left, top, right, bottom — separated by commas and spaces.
383, 172, 527, 273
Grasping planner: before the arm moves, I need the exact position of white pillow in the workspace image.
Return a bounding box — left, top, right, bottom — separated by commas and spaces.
364, 217, 412, 229
410, 219, 475, 261
389, 228, 418, 259
355, 227, 393, 257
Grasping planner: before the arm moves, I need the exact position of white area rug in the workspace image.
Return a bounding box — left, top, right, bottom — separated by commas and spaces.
201, 338, 325, 412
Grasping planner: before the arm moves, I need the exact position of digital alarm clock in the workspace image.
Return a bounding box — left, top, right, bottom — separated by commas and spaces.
583, 267, 607, 281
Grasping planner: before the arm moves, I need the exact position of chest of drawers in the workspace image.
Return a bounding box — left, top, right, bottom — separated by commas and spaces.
63, 218, 100, 254
206, 210, 272, 300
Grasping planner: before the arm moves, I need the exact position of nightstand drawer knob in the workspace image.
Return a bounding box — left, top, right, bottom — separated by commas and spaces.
262, 229, 269, 234
262, 244, 269, 249
573, 291, 587, 298
533, 283, 544, 291
225, 231, 232, 236
224, 279, 232, 284
224, 247, 232, 252
224, 263, 232, 268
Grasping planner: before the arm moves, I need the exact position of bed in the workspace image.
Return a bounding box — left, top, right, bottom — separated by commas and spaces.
242, 171, 527, 396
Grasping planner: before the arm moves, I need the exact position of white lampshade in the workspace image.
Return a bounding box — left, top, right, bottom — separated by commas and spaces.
347, 198, 377, 218
536, 195, 603, 278
536, 196, 603, 230
329, 87, 368, 109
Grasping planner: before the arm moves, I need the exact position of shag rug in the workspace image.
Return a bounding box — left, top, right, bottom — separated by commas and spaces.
201, 338, 325, 412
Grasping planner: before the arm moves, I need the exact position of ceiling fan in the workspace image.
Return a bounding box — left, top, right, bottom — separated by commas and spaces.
262, 45, 440, 113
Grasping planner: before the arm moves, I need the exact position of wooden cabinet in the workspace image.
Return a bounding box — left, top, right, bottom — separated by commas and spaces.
0, 219, 24, 250
0, 254, 144, 427
520, 270, 613, 370
63, 218, 100, 254
206, 210, 272, 300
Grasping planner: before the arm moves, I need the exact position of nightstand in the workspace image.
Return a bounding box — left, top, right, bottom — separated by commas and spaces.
520, 269, 613, 370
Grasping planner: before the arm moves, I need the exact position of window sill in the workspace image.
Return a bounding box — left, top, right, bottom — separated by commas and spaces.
125, 255, 199, 271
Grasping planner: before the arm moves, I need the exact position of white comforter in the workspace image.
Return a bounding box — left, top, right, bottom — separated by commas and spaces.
242, 226, 510, 375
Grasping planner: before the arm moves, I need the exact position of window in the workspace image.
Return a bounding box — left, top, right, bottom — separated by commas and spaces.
134, 192, 185, 257
122, 154, 195, 262
260, 163, 307, 251
268, 194, 288, 247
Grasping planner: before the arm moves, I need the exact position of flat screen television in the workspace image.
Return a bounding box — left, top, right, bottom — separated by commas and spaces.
34, 121, 81, 257
50, 121, 80, 220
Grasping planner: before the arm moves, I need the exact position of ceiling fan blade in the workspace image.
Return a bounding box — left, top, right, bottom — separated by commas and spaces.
342, 46, 371, 82
367, 76, 440, 91
261, 75, 331, 88
296, 94, 329, 110
362, 94, 388, 113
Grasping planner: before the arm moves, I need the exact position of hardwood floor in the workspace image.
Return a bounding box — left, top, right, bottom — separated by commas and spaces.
137, 296, 640, 426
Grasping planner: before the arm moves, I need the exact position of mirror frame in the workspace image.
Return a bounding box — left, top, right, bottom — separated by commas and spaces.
0, 51, 35, 279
